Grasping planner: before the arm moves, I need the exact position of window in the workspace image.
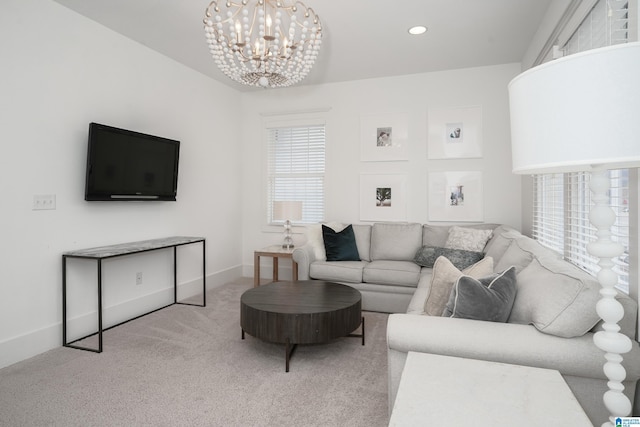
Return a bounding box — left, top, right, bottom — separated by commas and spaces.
532, 174, 564, 254
266, 120, 325, 225
532, 170, 630, 293
531, 0, 634, 294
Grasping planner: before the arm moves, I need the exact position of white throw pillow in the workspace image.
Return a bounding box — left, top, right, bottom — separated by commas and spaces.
445, 226, 493, 252
305, 222, 345, 260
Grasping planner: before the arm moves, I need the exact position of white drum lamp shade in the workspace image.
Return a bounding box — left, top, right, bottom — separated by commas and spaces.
510, 42, 640, 174
508, 42, 640, 426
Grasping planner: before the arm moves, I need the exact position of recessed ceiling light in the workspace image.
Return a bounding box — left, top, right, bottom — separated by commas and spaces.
408, 26, 428, 35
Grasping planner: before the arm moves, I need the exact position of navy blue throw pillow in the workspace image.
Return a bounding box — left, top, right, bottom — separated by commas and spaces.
322, 224, 360, 261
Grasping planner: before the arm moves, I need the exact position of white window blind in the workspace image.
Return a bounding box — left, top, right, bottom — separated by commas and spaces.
533, 171, 630, 293
564, 0, 630, 54
532, 174, 565, 254
266, 123, 325, 225
609, 170, 631, 291
565, 172, 598, 276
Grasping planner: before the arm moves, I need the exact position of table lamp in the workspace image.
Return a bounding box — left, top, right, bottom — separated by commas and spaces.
509, 41, 640, 426
273, 201, 303, 249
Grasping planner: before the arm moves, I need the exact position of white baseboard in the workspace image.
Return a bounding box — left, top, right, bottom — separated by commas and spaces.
0, 266, 242, 370
0, 323, 60, 371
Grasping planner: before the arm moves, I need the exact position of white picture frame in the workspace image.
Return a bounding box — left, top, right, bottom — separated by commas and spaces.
360, 174, 407, 221
428, 171, 483, 222
427, 106, 482, 159
360, 113, 409, 161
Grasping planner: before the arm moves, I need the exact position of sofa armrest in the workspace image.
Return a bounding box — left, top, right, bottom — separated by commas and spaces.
386, 313, 640, 412
292, 244, 317, 280
405, 272, 431, 315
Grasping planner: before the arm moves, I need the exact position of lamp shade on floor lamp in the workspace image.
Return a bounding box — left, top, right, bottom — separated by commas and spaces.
509, 42, 640, 174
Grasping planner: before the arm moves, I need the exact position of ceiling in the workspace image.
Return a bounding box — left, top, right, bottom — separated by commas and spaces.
52, 0, 553, 92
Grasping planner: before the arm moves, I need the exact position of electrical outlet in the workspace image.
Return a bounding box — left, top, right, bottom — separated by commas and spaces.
136, 272, 143, 285
32, 194, 56, 210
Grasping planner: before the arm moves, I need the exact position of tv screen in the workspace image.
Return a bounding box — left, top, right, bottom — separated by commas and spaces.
85, 122, 180, 201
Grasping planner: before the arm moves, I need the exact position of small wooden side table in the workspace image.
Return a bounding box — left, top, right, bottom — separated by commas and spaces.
254, 245, 298, 287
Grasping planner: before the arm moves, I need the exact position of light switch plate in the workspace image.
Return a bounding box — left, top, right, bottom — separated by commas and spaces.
33, 194, 56, 210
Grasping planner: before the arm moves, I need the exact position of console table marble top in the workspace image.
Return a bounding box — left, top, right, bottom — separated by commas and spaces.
63, 236, 204, 259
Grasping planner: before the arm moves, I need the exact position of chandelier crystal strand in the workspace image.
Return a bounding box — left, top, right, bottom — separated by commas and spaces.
204, 0, 322, 88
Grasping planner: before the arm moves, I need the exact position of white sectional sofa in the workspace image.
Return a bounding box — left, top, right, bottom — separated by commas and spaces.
292, 222, 640, 425
293, 222, 498, 313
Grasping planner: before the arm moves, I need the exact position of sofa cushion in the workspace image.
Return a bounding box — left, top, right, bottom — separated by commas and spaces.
352, 224, 372, 261
494, 236, 559, 274
483, 226, 521, 262
322, 224, 360, 261
309, 260, 366, 283
508, 257, 601, 338
413, 246, 484, 270
424, 256, 494, 316
305, 222, 345, 260
422, 224, 453, 247
442, 266, 517, 322
370, 222, 423, 261
445, 226, 493, 252
363, 260, 421, 287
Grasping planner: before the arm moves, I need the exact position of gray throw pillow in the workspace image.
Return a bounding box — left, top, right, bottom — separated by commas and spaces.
442, 266, 517, 322
414, 246, 484, 270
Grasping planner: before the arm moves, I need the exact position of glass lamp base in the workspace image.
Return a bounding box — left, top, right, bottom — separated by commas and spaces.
282, 221, 294, 249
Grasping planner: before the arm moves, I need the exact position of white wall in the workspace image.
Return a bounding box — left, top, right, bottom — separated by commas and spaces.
240, 64, 523, 277
0, 0, 243, 368
0, 1, 527, 369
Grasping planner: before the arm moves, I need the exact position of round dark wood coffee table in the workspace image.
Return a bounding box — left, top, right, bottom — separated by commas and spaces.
240, 280, 364, 372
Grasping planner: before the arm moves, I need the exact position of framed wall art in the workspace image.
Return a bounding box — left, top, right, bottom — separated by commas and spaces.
427, 106, 482, 159
360, 112, 409, 161
359, 174, 407, 221
428, 171, 483, 222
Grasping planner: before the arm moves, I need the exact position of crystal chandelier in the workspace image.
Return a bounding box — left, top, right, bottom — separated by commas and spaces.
203, 0, 323, 88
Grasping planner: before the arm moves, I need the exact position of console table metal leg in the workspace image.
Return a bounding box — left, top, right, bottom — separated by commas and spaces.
173, 247, 178, 304
62, 256, 67, 346
202, 240, 206, 306
62, 257, 103, 353
97, 259, 103, 353
175, 241, 206, 307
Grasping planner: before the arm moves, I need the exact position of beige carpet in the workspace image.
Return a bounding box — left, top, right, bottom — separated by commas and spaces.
0, 278, 389, 427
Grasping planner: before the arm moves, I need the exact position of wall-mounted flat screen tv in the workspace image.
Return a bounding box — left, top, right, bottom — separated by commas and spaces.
85, 122, 180, 201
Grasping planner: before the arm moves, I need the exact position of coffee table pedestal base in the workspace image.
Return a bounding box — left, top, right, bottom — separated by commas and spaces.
242, 316, 364, 372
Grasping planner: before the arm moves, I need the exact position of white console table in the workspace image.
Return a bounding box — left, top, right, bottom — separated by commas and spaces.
389, 352, 592, 427
62, 236, 206, 353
